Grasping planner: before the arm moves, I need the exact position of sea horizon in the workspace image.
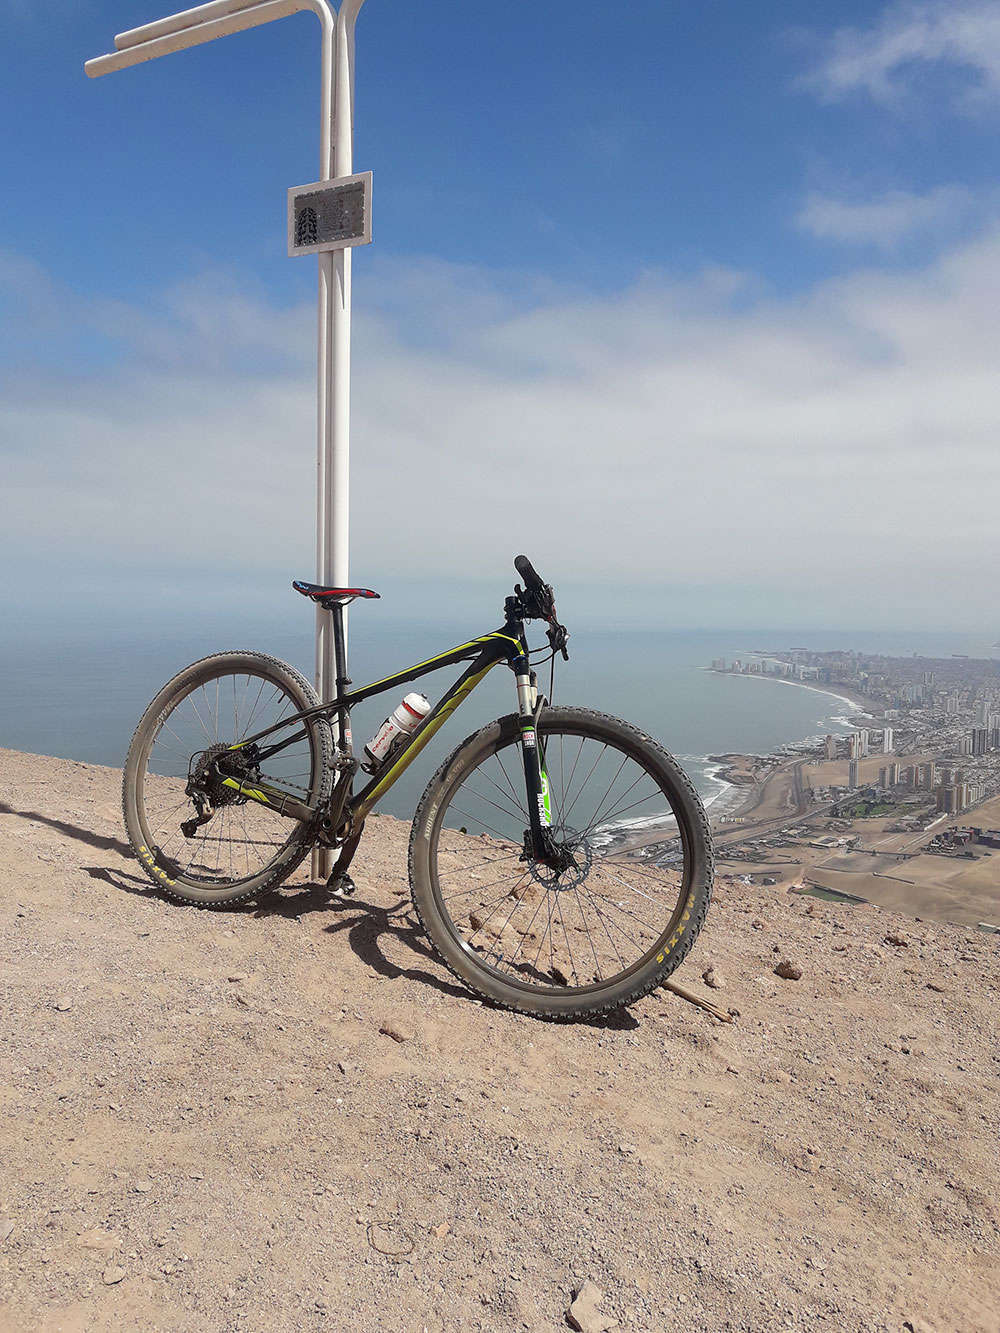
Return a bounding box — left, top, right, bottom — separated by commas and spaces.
3, 615, 975, 824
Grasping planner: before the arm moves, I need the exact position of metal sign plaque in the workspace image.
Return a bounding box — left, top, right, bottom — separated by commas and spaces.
287, 171, 373, 256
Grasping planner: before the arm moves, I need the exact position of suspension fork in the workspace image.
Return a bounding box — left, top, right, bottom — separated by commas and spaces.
515, 669, 552, 860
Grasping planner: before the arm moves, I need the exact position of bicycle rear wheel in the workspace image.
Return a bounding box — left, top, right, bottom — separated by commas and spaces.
408, 706, 714, 1019
123, 651, 334, 905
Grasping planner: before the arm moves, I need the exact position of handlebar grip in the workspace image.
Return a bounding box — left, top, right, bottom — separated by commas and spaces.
514, 554, 544, 591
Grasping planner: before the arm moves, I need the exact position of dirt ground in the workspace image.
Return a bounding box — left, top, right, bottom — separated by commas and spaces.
803, 853, 1000, 928
2, 747, 999, 1333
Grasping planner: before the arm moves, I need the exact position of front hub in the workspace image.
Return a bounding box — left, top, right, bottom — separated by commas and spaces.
524, 827, 593, 890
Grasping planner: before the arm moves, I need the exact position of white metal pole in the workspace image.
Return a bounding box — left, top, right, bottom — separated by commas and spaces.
85, 0, 362, 886
87, 0, 314, 75
314, 0, 364, 882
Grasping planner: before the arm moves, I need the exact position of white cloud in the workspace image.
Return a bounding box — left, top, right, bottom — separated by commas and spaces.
805, 0, 1000, 109
796, 185, 973, 247
2, 232, 1000, 629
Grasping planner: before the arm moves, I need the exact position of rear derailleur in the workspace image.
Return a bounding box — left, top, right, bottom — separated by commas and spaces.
180, 742, 260, 838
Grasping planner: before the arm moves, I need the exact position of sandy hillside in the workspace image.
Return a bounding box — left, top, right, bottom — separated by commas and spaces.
1, 746, 998, 1333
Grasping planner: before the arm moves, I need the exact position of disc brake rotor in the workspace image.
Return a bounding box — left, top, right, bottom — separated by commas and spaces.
527, 827, 593, 890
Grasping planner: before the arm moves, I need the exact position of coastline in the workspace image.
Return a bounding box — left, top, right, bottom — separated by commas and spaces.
707, 665, 873, 719
698, 670, 874, 822
699, 759, 754, 820
755, 675, 873, 720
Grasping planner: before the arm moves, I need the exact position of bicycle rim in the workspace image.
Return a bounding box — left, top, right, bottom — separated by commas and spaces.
131, 662, 322, 891
424, 716, 698, 999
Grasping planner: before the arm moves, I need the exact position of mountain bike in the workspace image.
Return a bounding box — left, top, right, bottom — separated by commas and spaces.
123, 557, 714, 1018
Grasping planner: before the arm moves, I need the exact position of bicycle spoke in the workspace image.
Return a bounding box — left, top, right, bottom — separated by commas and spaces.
426, 720, 700, 997
561, 743, 608, 828
459, 783, 526, 826
577, 770, 652, 838
436, 849, 521, 881
571, 752, 628, 839
572, 884, 605, 983
492, 753, 529, 821
134, 664, 320, 892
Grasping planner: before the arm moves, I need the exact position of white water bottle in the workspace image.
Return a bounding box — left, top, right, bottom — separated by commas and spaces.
363, 693, 431, 770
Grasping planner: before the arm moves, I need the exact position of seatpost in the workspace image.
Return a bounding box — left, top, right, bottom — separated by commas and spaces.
331, 602, 351, 750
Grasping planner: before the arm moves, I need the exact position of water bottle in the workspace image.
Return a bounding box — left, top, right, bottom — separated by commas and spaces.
363, 693, 431, 771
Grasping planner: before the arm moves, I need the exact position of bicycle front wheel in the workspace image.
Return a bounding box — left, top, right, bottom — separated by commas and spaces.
409, 706, 714, 1019
123, 651, 334, 906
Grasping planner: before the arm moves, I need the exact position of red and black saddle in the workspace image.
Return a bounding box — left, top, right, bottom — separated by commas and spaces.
292, 580, 380, 609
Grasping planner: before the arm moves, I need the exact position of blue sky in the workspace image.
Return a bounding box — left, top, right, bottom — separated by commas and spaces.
3, 0, 1000, 630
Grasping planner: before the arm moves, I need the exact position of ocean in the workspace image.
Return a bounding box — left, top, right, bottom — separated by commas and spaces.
2, 615, 993, 823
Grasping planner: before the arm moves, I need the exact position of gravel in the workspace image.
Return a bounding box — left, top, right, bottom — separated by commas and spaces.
1, 745, 998, 1332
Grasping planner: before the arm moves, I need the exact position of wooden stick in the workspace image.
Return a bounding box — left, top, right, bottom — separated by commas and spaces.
662, 979, 735, 1023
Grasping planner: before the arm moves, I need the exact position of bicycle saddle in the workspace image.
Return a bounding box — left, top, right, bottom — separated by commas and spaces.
292, 580, 380, 608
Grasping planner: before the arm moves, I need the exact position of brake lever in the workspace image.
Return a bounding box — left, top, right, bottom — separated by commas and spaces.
546, 620, 570, 660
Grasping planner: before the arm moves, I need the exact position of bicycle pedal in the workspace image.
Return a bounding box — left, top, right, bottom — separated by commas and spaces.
326, 872, 357, 898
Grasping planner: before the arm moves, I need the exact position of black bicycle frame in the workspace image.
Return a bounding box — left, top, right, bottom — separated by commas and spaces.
219, 606, 552, 852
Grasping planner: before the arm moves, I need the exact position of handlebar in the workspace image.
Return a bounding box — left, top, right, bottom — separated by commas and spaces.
511, 555, 569, 660
514, 554, 545, 594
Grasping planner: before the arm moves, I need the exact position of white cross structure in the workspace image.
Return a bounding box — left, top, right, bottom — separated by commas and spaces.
87, 0, 369, 879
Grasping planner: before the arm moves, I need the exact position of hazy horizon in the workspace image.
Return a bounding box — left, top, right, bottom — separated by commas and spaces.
4, 1, 1000, 632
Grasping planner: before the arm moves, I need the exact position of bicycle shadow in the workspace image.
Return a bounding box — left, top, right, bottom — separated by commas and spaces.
0, 802, 133, 859
256, 885, 639, 1028
23, 805, 639, 1029
86, 865, 638, 1027
281, 888, 477, 1004
31, 788, 638, 1027
81, 859, 474, 1004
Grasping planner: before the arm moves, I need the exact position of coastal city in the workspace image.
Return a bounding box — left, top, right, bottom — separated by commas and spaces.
702, 648, 1000, 932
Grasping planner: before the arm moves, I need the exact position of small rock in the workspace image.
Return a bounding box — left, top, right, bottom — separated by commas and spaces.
227, 974, 246, 983
0, 1220, 14, 1245
884, 933, 908, 947
773, 959, 802, 981
337, 1060, 349, 1075
78, 1229, 120, 1251
133, 1180, 153, 1193
567, 1278, 607, 1333
54, 998, 73, 1012
926, 981, 946, 993
379, 1022, 412, 1044
702, 966, 725, 990
791, 1151, 819, 1173
102, 1265, 127, 1285
431, 1221, 450, 1238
